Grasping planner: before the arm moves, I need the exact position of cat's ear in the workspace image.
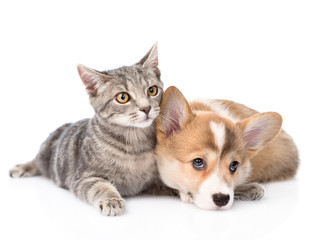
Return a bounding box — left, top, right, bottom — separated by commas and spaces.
156, 86, 194, 138
77, 64, 109, 97
137, 42, 160, 79
239, 112, 282, 156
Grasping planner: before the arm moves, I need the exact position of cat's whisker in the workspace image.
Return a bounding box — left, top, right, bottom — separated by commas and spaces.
156, 114, 181, 130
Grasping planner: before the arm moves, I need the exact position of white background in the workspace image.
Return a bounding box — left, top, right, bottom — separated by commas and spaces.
1, 0, 323, 239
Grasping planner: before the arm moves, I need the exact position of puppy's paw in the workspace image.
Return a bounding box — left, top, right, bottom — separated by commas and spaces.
97, 198, 126, 216
179, 191, 194, 203
234, 183, 265, 201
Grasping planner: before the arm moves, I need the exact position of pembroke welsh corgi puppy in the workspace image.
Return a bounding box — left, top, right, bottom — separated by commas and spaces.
155, 86, 299, 210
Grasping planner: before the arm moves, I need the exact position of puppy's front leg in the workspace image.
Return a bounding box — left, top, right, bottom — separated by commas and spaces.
142, 178, 179, 197
234, 182, 265, 201
73, 177, 125, 216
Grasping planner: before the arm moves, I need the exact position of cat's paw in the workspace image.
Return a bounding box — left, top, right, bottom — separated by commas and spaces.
9, 163, 39, 178
234, 183, 265, 201
97, 198, 126, 216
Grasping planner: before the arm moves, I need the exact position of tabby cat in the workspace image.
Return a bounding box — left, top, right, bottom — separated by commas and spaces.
9, 43, 164, 216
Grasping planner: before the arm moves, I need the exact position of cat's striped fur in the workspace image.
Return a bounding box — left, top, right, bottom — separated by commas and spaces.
9, 43, 167, 216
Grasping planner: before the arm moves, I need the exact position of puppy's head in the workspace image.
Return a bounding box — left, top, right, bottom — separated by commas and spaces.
155, 86, 282, 210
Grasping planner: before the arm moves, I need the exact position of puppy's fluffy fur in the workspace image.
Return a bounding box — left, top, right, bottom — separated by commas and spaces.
155, 86, 299, 210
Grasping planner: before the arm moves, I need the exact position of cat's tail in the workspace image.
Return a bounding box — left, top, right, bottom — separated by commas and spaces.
9, 160, 41, 178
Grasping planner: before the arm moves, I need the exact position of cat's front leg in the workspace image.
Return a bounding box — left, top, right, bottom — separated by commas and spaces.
234, 182, 265, 201
72, 177, 125, 216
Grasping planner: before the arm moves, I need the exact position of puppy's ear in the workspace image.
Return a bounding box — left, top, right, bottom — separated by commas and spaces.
137, 42, 160, 79
240, 112, 282, 155
157, 86, 193, 138
77, 64, 110, 97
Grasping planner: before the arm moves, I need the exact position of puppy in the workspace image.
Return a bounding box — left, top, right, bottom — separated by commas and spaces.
155, 86, 299, 210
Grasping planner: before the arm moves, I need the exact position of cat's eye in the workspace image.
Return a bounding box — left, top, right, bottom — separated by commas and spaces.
192, 158, 206, 171
229, 161, 239, 173
115, 92, 130, 104
147, 86, 158, 96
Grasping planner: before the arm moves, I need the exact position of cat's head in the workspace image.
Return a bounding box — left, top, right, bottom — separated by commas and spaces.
77, 43, 163, 128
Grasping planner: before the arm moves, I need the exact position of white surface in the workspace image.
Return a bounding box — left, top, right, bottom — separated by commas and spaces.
1, 1, 323, 239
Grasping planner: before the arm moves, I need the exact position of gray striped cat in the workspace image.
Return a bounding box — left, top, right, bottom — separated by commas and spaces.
9, 43, 164, 216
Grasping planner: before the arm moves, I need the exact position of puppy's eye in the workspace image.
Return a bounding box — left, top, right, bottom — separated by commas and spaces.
229, 161, 239, 173
147, 86, 158, 96
115, 92, 130, 104
192, 158, 206, 171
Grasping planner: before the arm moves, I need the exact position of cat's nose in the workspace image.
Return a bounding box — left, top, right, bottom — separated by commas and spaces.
139, 106, 151, 115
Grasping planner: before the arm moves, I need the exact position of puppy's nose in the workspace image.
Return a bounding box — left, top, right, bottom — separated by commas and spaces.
139, 106, 151, 115
212, 193, 230, 207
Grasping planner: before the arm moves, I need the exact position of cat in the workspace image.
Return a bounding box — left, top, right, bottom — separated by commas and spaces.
9, 43, 165, 216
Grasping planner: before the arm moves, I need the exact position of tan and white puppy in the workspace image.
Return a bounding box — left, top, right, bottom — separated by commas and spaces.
155, 86, 299, 210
